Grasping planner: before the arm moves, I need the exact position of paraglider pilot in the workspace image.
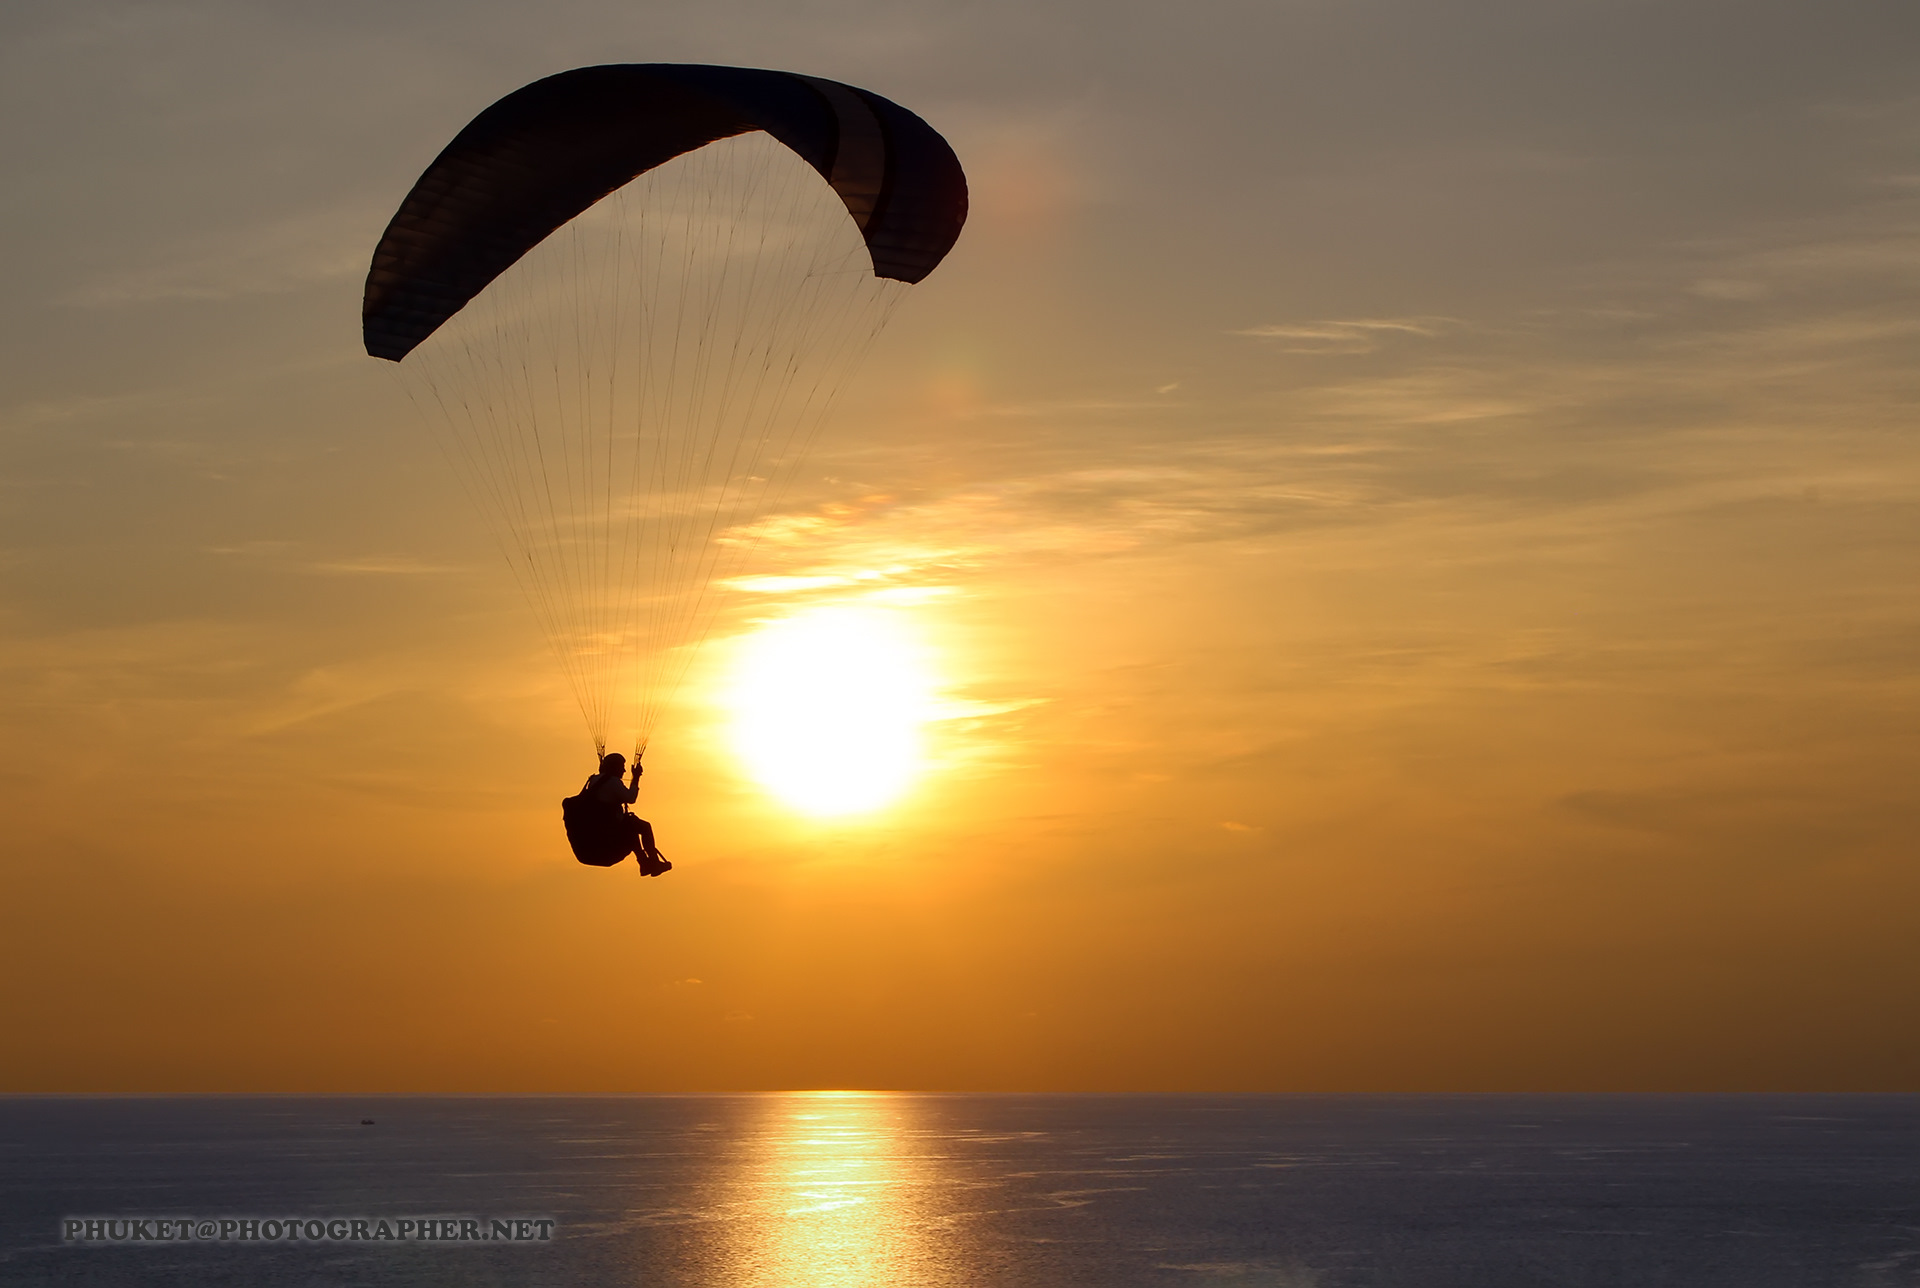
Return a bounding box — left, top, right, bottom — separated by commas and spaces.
562, 753, 671, 876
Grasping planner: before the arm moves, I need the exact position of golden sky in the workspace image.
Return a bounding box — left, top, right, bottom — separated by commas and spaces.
4, 0, 1920, 1092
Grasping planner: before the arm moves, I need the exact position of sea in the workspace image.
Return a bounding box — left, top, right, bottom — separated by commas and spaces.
2, 1094, 1917, 1287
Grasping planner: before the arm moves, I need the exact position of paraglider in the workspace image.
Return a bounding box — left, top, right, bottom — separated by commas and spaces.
563, 753, 670, 875
362, 64, 967, 870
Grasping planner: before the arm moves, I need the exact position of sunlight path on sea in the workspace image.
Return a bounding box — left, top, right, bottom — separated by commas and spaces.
705, 1092, 965, 1288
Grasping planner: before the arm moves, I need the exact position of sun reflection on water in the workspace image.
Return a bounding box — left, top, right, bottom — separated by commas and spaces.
715, 1092, 960, 1288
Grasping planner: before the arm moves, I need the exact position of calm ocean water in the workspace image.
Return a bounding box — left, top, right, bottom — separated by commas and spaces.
2, 1094, 1917, 1287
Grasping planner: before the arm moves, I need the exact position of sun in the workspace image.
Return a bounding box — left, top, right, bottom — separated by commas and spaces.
726, 605, 935, 816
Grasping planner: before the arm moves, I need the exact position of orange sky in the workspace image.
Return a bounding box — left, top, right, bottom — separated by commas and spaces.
4, 0, 1920, 1093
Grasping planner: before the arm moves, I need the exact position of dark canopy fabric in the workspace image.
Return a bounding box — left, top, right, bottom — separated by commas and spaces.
363, 63, 968, 361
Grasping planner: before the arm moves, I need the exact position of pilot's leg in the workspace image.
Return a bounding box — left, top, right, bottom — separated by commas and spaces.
632, 818, 671, 875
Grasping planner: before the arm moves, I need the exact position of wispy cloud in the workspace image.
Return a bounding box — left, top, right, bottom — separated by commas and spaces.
1234, 317, 1463, 354
308, 556, 454, 577
730, 188, 1920, 622
60, 205, 378, 308
198, 544, 460, 578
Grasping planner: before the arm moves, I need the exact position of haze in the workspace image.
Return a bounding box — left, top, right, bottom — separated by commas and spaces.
3, 0, 1919, 1093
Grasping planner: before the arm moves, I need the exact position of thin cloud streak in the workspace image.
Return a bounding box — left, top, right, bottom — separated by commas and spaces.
1234, 316, 1463, 354
60, 205, 381, 307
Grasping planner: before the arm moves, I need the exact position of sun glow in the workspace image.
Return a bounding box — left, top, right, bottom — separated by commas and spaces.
728, 606, 935, 816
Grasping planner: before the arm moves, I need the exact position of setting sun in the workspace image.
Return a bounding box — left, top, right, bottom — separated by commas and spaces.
727, 606, 936, 816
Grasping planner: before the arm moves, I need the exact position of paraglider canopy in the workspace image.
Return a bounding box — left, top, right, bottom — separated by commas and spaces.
364, 63, 968, 361
364, 63, 966, 758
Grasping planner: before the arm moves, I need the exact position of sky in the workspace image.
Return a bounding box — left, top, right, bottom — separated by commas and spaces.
4, 0, 1920, 1093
